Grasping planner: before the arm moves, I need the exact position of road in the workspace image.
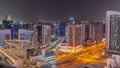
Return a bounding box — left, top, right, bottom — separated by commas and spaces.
56, 42, 106, 68
0, 62, 15, 68
47, 38, 63, 51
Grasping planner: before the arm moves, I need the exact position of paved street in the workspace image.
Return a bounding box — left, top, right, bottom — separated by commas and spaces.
56, 42, 106, 68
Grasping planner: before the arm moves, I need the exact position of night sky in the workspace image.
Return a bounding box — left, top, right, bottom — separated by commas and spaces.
0, 0, 120, 22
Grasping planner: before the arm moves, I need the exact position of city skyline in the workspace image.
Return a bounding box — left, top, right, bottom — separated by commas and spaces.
0, 0, 120, 22
0, 0, 120, 68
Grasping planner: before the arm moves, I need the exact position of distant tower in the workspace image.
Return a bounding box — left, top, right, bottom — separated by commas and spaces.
66, 24, 82, 46
32, 24, 43, 44
51, 23, 58, 38
2, 15, 14, 39
36, 24, 42, 43
81, 21, 90, 42
42, 25, 51, 46
2, 15, 13, 29
57, 22, 66, 37
106, 11, 120, 54
89, 22, 104, 43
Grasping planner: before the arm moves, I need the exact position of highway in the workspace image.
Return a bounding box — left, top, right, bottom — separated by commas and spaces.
47, 38, 63, 51
56, 42, 106, 68
2, 39, 107, 68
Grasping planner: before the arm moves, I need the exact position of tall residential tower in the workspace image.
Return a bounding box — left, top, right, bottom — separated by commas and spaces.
106, 11, 120, 53
42, 25, 52, 46
66, 24, 82, 46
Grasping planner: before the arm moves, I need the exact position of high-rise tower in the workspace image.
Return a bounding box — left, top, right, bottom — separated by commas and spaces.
106, 11, 120, 53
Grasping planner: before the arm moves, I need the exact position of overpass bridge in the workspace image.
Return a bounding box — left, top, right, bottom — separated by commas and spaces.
0, 47, 23, 67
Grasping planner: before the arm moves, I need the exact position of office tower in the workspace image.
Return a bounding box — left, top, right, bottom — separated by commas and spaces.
37, 25, 42, 43
2, 15, 14, 39
32, 24, 51, 45
14, 21, 23, 38
57, 22, 66, 37
66, 24, 82, 46
89, 22, 104, 43
35, 24, 42, 43
2, 15, 13, 29
80, 22, 90, 42
51, 23, 58, 38
42, 25, 51, 45
106, 11, 120, 53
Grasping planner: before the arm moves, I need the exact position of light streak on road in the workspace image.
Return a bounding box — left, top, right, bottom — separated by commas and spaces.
56, 42, 106, 68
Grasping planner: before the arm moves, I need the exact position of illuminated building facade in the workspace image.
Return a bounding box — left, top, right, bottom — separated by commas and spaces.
89, 22, 104, 43
32, 24, 51, 45
57, 22, 66, 37
42, 25, 51, 46
51, 23, 58, 37
2, 15, 13, 29
81, 22, 90, 42
2, 15, 14, 39
66, 24, 82, 46
14, 21, 23, 38
32, 24, 42, 43
106, 11, 120, 53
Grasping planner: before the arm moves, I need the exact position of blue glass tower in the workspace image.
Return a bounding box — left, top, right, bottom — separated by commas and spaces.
10, 22, 14, 39
2, 15, 14, 39
57, 22, 66, 37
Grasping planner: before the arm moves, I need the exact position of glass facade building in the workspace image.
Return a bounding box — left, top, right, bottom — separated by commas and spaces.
106, 11, 120, 53
66, 24, 82, 46
57, 22, 66, 37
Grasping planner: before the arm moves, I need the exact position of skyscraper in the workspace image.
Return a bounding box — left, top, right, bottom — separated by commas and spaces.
31, 23, 42, 44
42, 25, 51, 46
81, 22, 90, 42
106, 11, 120, 53
89, 22, 104, 43
36, 24, 42, 43
51, 23, 58, 38
57, 22, 66, 37
32, 23, 51, 45
2, 15, 13, 29
2, 15, 14, 39
66, 24, 82, 46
